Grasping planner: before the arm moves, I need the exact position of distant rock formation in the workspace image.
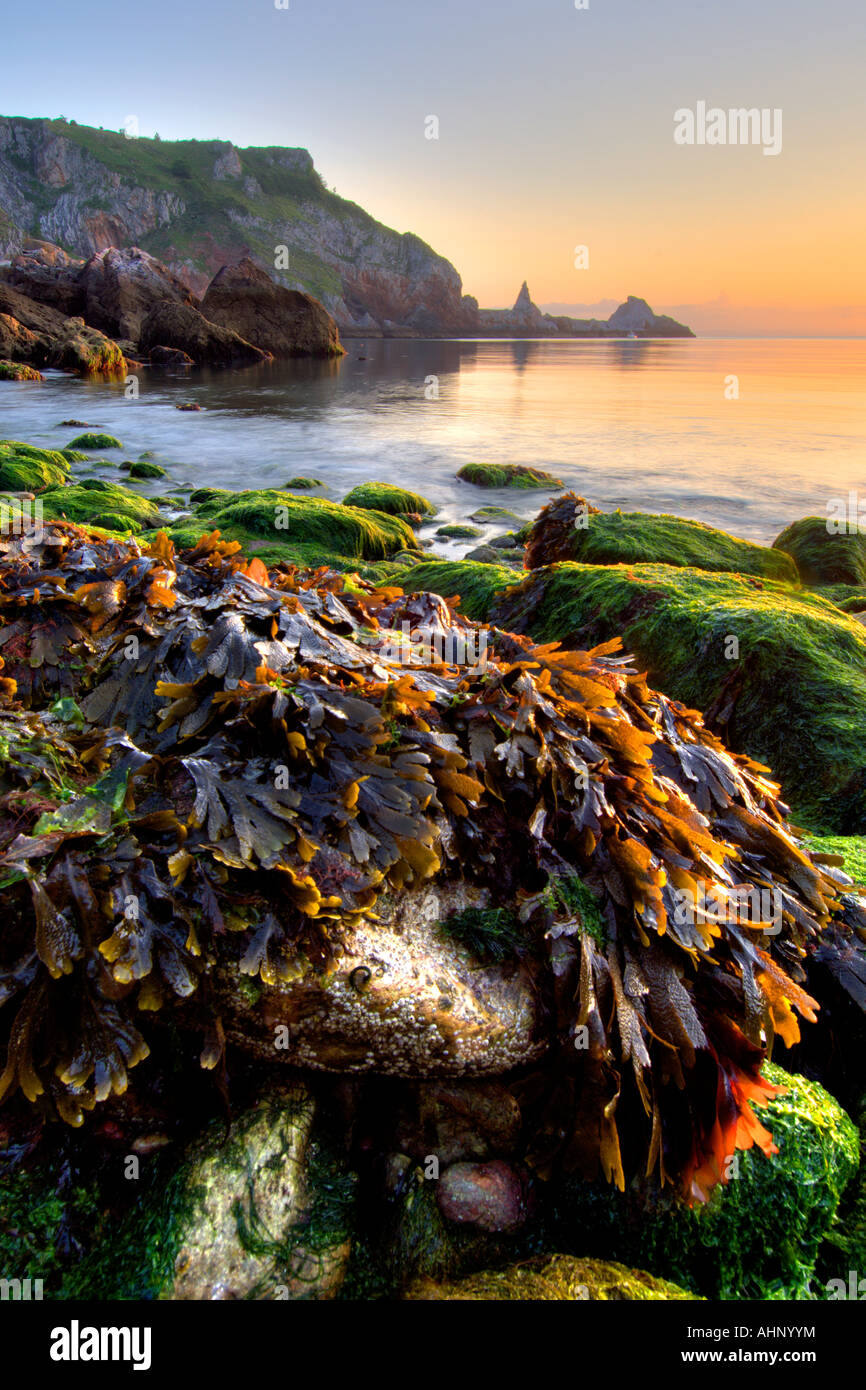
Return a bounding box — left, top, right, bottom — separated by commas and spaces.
479, 286, 694, 339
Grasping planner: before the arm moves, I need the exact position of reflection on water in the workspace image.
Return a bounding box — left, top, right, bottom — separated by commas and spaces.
1, 338, 863, 548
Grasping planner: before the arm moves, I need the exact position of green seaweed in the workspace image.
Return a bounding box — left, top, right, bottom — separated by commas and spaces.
65, 433, 123, 451
457, 463, 562, 490
0, 440, 70, 492
342, 481, 436, 517
544, 508, 797, 581
128, 461, 167, 480
774, 515, 866, 587
188, 488, 416, 560
41, 480, 163, 530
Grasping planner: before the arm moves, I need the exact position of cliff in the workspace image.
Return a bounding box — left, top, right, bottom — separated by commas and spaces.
0, 116, 477, 335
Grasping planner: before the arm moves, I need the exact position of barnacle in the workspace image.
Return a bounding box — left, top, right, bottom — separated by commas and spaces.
1, 519, 864, 1203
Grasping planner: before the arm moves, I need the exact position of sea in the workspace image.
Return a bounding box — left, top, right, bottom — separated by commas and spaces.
2, 337, 863, 555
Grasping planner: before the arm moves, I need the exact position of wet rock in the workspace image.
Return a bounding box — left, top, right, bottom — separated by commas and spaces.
394, 1080, 522, 1165
163, 1083, 353, 1300
465, 544, 503, 563
218, 884, 545, 1077
489, 532, 519, 549
436, 1159, 528, 1232
201, 258, 343, 358
405, 1254, 701, 1300
139, 300, 270, 368
0, 359, 42, 381
149, 344, 195, 366
0, 283, 126, 376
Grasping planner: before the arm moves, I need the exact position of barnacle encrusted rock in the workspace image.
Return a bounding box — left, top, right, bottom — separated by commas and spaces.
218, 883, 544, 1075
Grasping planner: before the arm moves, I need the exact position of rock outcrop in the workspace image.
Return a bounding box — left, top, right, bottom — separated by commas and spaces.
138, 299, 270, 367
0, 279, 126, 375
78, 245, 200, 341
201, 258, 342, 357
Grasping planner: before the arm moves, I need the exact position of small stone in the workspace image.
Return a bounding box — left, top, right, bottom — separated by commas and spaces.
436, 1160, 528, 1232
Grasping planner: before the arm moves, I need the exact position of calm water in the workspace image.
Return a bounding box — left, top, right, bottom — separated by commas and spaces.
2, 338, 864, 553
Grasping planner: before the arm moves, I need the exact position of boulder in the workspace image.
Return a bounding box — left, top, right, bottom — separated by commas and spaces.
79, 246, 200, 342
457, 462, 563, 490
218, 883, 544, 1076
138, 300, 271, 368
774, 515, 866, 587
158, 1084, 352, 1300
1, 255, 85, 317
201, 258, 343, 358
525, 492, 797, 580
0, 284, 125, 376
0, 355, 42, 381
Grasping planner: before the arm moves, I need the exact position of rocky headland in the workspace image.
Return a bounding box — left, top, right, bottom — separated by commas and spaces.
0, 116, 693, 343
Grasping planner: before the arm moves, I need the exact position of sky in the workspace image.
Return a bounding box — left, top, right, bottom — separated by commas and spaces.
3, 0, 865, 334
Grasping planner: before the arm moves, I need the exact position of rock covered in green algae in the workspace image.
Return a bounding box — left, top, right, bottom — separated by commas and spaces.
526, 492, 797, 581
342, 481, 436, 517
41, 479, 163, 531
551, 1065, 859, 1300
0, 439, 70, 491
405, 556, 866, 832
774, 515, 866, 587
0, 360, 43, 381
128, 460, 167, 480
66, 432, 123, 451
436, 524, 483, 540
153, 1083, 353, 1299
457, 462, 563, 490
160, 486, 417, 567
405, 1254, 699, 1300
469, 506, 523, 524
56, 1083, 356, 1300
